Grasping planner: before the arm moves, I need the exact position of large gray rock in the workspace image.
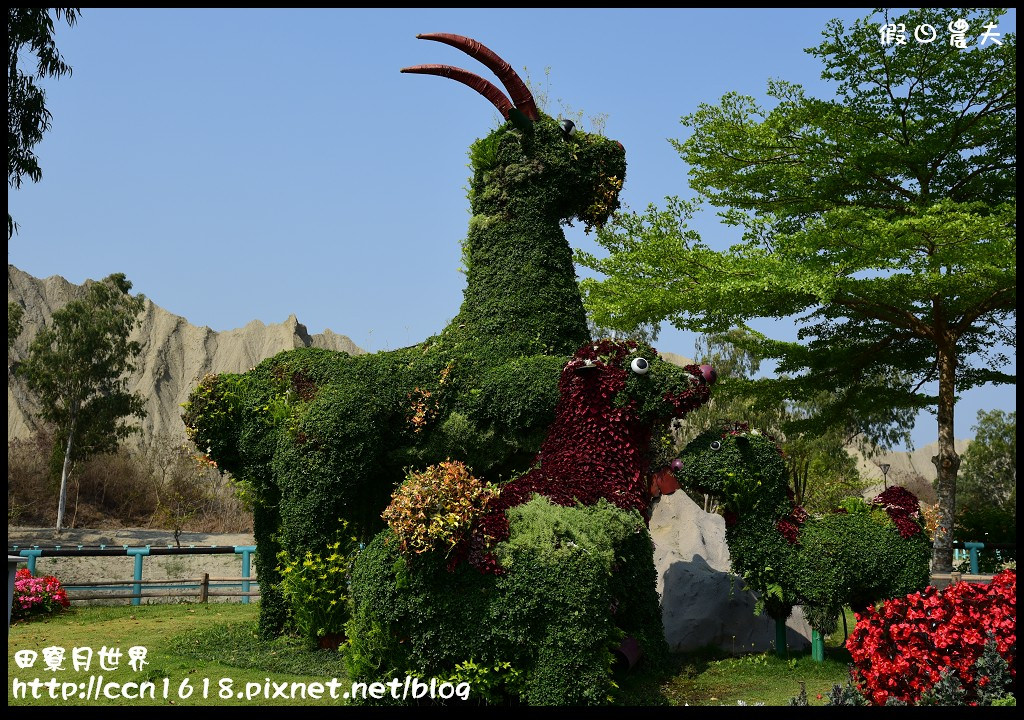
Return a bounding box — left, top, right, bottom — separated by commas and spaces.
650, 488, 813, 654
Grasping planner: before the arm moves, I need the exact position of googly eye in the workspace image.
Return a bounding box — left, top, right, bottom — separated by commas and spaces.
630, 357, 650, 375
710, 440, 722, 451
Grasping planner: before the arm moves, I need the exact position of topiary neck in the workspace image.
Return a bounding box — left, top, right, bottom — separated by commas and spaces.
455, 208, 589, 357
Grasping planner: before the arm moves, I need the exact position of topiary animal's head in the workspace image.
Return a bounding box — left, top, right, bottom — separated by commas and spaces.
467, 113, 626, 231
559, 338, 714, 428
402, 33, 626, 231
674, 424, 789, 515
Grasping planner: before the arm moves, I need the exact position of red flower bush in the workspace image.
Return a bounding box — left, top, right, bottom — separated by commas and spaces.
12, 568, 71, 621
846, 569, 1016, 705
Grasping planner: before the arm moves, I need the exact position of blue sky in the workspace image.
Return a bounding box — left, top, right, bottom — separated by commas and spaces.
8, 8, 1016, 451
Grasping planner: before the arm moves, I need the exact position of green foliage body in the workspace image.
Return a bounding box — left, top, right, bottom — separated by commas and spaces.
677, 428, 931, 634
183, 110, 627, 636
577, 8, 1016, 574
346, 496, 667, 706
17, 272, 147, 532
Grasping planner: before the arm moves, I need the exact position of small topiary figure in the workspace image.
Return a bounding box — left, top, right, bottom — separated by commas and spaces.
181, 33, 629, 637
673, 423, 932, 659
346, 339, 715, 705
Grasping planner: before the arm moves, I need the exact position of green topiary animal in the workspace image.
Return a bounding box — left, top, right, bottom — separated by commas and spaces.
181, 33, 628, 637
346, 339, 714, 705
672, 423, 932, 659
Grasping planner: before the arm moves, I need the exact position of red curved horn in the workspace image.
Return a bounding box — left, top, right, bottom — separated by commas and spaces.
401, 64, 514, 119
414, 33, 540, 121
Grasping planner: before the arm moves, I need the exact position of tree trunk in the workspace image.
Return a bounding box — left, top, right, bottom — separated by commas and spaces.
930, 342, 961, 573
56, 410, 77, 534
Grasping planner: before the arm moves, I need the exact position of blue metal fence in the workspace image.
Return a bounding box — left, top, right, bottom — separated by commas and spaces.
8, 544, 258, 606
951, 541, 1016, 574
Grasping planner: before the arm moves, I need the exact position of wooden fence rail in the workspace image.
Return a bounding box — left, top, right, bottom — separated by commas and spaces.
64, 574, 259, 604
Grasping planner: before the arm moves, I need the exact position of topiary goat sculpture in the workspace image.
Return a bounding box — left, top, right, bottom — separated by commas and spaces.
672, 423, 932, 660
182, 33, 629, 637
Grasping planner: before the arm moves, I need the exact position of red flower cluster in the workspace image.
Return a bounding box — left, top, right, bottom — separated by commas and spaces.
467, 340, 712, 574
871, 486, 925, 539
846, 569, 1016, 705
12, 568, 70, 621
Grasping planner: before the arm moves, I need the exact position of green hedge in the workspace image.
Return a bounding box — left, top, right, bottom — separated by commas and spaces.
677, 427, 931, 631
346, 495, 667, 706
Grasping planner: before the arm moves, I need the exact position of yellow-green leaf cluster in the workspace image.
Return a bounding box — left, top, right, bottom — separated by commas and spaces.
382, 460, 498, 558
276, 521, 358, 644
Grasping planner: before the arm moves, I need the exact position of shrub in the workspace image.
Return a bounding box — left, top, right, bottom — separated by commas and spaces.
7, 428, 251, 533
12, 568, 70, 621
346, 496, 667, 705
443, 659, 526, 705
381, 460, 498, 561
845, 569, 1016, 705
277, 522, 359, 647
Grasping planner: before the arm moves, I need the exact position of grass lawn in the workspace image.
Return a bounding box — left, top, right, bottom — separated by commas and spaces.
8, 602, 855, 706
8, 604, 348, 706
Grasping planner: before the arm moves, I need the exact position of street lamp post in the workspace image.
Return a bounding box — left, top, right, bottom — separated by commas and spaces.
879, 463, 891, 490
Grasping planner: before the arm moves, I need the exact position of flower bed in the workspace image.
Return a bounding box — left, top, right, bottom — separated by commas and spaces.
12, 568, 70, 621
846, 568, 1016, 705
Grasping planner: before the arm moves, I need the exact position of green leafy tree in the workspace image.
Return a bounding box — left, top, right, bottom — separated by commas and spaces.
783, 420, 868, 514
578, 8, 1016, 572
958, 409, 1016, 512
675, 329, 780, 448
17, 273, 146, 533
954, 409, 1015, 555
7, 7, 80, 238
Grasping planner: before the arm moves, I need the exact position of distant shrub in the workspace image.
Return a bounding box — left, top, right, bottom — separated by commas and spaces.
7, 428, 250, 533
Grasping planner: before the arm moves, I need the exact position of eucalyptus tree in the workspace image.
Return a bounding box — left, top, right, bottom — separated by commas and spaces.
8, 7, 80, 237
18, 273, 146, 533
